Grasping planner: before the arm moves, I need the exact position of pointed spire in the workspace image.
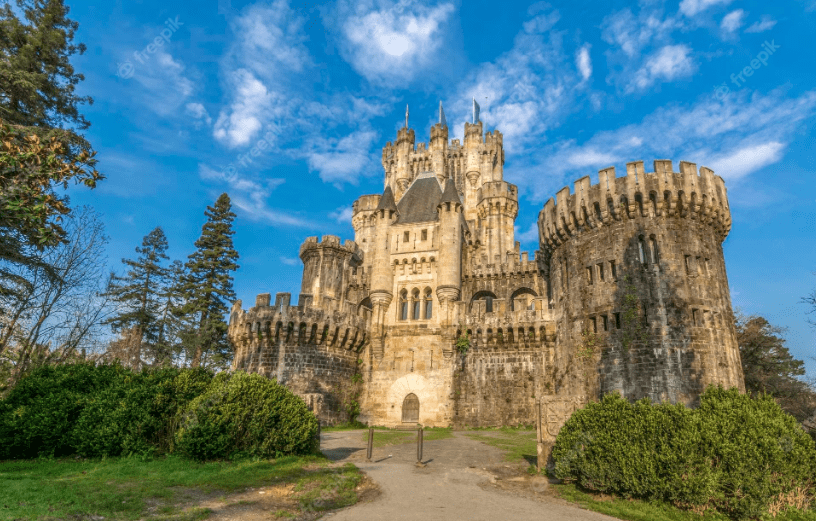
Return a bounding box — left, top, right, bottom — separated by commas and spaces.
405, 104, 409, 128
376, 185, 398, 212
439, 177, 461, 206
439, 101, 447, 127
472, 98, 480, 123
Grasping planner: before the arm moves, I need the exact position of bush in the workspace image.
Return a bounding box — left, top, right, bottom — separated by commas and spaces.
552, 387, 816, 519
174, 372, 319, 461
0, 364, 214, 459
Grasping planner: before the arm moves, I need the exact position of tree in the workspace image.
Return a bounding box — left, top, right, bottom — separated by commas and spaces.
803, 276, 816, 328
736, 312, 816, 429
0, 206, 112, 389
104, 227, 170, 370
0, 0, 94, 148
179, 193, 240, 368
0, 0, 101, 298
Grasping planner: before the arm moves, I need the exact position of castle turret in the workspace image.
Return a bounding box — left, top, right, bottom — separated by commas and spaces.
369, 185, 398, 359
463, 121, 483, 223
436, 179, 463, 314
477, 181, 519, 264
392, 128, 415, 198
299, 235, 362, 311
430, 123, 448, 184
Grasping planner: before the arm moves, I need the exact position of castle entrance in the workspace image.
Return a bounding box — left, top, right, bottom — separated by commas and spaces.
402, 393, 419, 423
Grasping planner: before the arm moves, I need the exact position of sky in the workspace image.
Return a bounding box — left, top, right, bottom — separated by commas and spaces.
60, 0, 815, 375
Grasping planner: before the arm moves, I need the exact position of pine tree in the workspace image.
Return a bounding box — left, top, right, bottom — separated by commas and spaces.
103, 227, 169, 369
180, 194, 240, 368
153, 260, 187, 365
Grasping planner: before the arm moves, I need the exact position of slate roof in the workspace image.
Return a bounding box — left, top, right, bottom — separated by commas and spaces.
396, 174, 443, 224
376, 185, 398, 212
439, 177, 461, 206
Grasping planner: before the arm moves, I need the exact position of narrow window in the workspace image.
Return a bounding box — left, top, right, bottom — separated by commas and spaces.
597, 263, 605, 282
399, 290, 408, 320
411, 289, 420, 320
424, 289, 433, 319
703, 310, 711, 327
404, 231, 410, 242
692, 308, 699, 326
586, 266, 593, 285
485, 296, 494, 313
704, 258, 711, 276
590, 316, 597, 334
610, 260, 617, 280
638, 236, 646, 264
601, 315, 608, 331
684, 255, 692, 275
421, 229, 427, 241
649, 237, 658, 264
696, 256, 702, 275
614, 312, 621, 329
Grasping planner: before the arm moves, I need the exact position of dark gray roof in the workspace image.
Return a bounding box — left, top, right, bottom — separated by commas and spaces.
376, 185, 398, 212
439, 178, 461, 206
396, 175, 443, 224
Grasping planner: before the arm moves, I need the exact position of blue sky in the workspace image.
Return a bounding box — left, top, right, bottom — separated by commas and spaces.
63, 0, 815, 375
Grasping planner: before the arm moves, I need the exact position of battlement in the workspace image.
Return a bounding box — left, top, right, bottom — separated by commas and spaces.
464, 121, 483, 140
430, 123, 448, 142
299, 235, 359, 258
464, 249, 540, 277
452, 299, 556, 347
228, 292, 370, 353
352, 194, 381, 215
484, 129, 503, 150
539, 160, 732, 252
477, 181, 518, 202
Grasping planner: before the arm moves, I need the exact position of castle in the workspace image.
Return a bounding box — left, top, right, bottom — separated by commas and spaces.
228, 112, 745, 427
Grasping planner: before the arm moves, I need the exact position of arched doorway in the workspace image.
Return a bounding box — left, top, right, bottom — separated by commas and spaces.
402, 393, 419, 423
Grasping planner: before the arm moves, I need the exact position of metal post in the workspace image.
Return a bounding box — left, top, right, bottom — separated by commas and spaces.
536, 402, 542, 471
416, 427, 425, 466
366, 427, 373, 462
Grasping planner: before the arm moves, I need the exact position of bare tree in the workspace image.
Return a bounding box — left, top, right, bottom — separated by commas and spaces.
0, 206, 112, 388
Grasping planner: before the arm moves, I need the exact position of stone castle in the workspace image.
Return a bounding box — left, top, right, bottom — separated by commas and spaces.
228, 113, 745, 427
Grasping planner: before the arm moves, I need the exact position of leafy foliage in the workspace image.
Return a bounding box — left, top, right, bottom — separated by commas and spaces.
174, 372, 319, 460
0, 364, 316, 461
552, 388, 816, 519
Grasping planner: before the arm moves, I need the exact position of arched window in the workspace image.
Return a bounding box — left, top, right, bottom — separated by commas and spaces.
424, 288, 433, 319
649, 235, 659, 264
411, 288, 421, 319
471, 290, 497, 313
510, 288, 538, 311
638, 235, 647, 264
399, 289, 408, 320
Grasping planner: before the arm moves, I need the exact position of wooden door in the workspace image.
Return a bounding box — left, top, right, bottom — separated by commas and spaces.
402, 393, 419, 423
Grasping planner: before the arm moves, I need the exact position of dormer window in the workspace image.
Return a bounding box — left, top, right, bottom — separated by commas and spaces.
403, 231, 410, 242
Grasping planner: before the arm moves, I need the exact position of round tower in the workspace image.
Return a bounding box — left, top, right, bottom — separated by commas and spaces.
477, 181, 519, 264
299, 235, 361, 310
369, 186, 398, 360
430, 123, 448, 184
436, 178, 463, 313
538, 159, 744, 404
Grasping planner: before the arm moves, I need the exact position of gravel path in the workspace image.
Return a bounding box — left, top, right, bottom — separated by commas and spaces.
319, 430, 617, 521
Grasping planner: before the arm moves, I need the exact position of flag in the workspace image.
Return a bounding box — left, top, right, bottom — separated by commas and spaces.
439, 101, 447, 127
473, 98, 480, 123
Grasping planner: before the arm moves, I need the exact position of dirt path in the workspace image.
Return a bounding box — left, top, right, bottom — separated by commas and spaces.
319, 430, 617, 521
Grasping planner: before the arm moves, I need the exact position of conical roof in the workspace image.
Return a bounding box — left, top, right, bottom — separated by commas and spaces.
439, 178, 461, 206
376, 185, 398, 212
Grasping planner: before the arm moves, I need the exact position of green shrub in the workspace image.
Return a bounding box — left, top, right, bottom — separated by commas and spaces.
0, 364, 214, 459
0, 363, 128, 458
174, 372, 319, 461
553, 387, 816, 519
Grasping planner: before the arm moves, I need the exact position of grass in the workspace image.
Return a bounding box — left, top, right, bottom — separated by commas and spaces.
321, 421, 368, 432
463, 426, 537, 465
0, 455, 365, 520
553, 483, 816, 521
356, 426, 454, 447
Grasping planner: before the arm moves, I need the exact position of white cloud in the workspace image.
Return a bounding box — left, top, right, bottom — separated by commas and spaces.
679, 0, 733, 17
185, 102, 212, 126
707, 141, 784, 180
129, 50, 194, 115
745, 15, 777, 33
576, 45, 592, 81
515, 89, 816, 202
213, 68, 276, 148
631, 45, 696, 91
306, 130, 379, 185
279, 257, 299, 266
336, 0, 455, 85
601, 9, 679, 59
329, 206, 354, 224
721, 9, 745, 33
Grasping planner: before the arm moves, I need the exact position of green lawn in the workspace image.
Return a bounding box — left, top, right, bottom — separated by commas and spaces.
0, 455, 364, 520
553, 483, 816, 521
463, 426, 538, 465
